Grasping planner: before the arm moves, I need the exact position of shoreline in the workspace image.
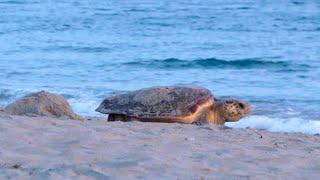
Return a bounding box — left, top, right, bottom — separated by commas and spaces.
1, 112, 320, 179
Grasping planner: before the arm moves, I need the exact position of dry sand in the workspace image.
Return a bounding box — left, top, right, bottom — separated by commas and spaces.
0, 112, 320, 179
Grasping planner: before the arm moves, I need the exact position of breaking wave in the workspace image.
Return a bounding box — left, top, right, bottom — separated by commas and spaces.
123, 58, 310, 70
227, 115, 320, 134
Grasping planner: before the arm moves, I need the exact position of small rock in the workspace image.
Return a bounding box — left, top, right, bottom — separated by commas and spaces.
12, 164, 21, 169
185, 137, 195, 141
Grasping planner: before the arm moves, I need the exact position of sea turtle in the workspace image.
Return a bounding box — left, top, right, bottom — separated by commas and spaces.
96, 86, 251, 125
4, 91, 83, 120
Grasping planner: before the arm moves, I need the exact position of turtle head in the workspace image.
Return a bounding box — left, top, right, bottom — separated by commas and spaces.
216, 99, 251, 122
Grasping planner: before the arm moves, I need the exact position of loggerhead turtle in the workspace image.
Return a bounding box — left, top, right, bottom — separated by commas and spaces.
96, 86, 251, 125
4, 91, 83, 120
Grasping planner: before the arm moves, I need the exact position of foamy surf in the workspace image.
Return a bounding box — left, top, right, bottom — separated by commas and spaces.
69, 98, 102, 116
227, 115, 320, 134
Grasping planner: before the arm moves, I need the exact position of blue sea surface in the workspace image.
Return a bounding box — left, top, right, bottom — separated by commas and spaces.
0, 0, 319, 133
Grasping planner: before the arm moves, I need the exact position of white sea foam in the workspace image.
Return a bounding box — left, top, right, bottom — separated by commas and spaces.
226, 115, 320, 134
69, 98, 102, 116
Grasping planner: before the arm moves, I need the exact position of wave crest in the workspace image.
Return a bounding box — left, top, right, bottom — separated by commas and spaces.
123, 58, 309, 70
227, 115, 320, 134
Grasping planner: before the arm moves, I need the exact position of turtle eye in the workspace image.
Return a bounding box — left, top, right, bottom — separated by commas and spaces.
239, 103, 244, 109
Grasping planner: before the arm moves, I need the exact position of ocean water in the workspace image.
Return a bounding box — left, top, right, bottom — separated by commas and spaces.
0, 0, 319, 133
